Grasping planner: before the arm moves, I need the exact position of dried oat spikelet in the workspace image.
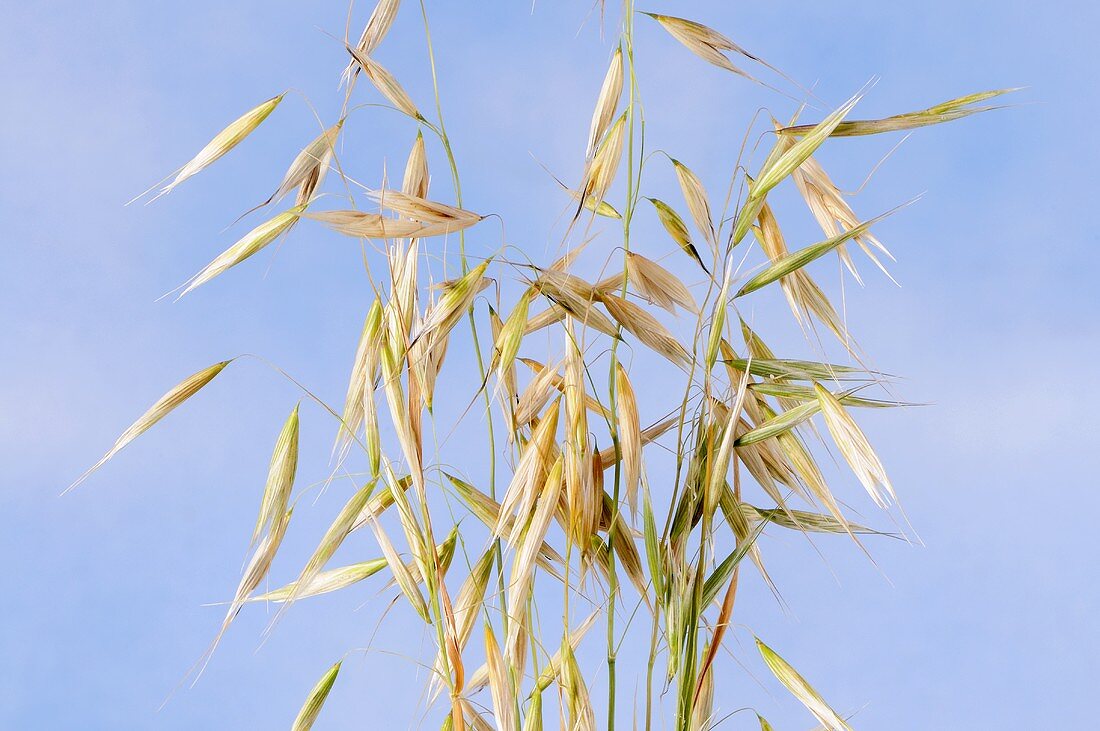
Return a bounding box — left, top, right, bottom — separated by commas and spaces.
644, 13, 770, 84
66, 360, 231, 493
267, 119, 343, 208
578, 112, 627, 216
614, 362, 642, 514
756, 638, 853, 731
586, 46, 623, 158
600, 292, 690, 367
671, 158, 717, 251
252, 403, 299, 545
402, 131, 429, 199
815, 383, 896, 508
780, 89, 1017, 138
181, 205, 306, 296
335, 300, 384, 468
203, 507, 292, 669
736, 207, 895, 298
751, 91, 862, 200
350, 0, 401, 61
483, 625, 518, 731
413, 259, 491, 348
369, 189, 482, 226
346, 45, 421, 119
147, 94, 283, 202
504, 456, 564, 665
624, 251, 697, 314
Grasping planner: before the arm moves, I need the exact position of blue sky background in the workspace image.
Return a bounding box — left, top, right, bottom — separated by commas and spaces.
2, 1, 1098, 729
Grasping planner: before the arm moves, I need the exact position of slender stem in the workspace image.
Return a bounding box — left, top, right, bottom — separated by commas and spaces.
417, 1, 507, 644
606, 3, 640, 729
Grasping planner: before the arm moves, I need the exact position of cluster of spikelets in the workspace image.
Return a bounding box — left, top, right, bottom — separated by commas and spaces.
69, 1, 1010, 729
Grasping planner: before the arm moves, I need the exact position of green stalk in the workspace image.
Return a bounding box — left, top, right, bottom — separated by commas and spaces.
417, 0, 507, 644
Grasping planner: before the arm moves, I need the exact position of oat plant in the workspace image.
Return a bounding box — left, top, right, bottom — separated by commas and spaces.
70, 1, 1009, 729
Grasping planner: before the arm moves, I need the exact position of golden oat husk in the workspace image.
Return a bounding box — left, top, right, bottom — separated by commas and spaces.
152, 94, 284, 200
614, 362, 641, 513
265, 119, 343, 208
779, 89, 1017, 138
756, 638, 853, 731
335, 299, 384, 465
671, 158, 716, 251
484, 625, 518, 731
751, 91, 862, 200
504, 456, 564, 663
308, 210, 429, 238
66, 360, 231, 493
586, 46, 624, 158
625, 251, 698, 314
497, 400, 561, 541
252, 403, 300, 545
600, 292, 690, 367
369, 189, 482, 226
816, 383, 896, 508
354, 0, 401, 57
346, 45, 421, 119
402, 130, 429, 199
181, 206, 306, 296
578, 112, 627, 214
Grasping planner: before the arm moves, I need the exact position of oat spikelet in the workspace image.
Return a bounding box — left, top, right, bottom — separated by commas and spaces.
644, 13, 766, 83
600, 293, 690, 367
497, 400, 561, 539
484, 625, 518, 731
504, 456, 563, 664
267, 120, 343, 208
353, 0, 401, 58
756, 638, 853, 731
736, 208, 893, 298
286, 478, 422, 614
625, 251, 697, 314
348, 476, 412, 532
249, 558, 387, 603
66, 360, 231, 493
563, 320, 597, 543
671, 158, 716, 250
201, 507, 292, 670
514, 359, 562, 427
414, 259, 491, 347
493, 292, 530, 390
309, 209, 472, 239
533, 269, 620, 337
815, 383, 896, 508
346, 45, 421, 119
705, 263, 733, 370
181, 206, 306, 296
291, 661, 341, 731
559, 637, 597, 731
752, 91, 862, 199
369, 189, 482, 226
151, 94, 283, 201
252, 403, 299, 545
579, 112, 627, 213
791, 149, 894, 284
615, 362, 641, 513
586, 47, 624, 158
335, 300, 384, 467
647, 197, 709, 274
402, 131, 429, 199
779, 89, 1017, 138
